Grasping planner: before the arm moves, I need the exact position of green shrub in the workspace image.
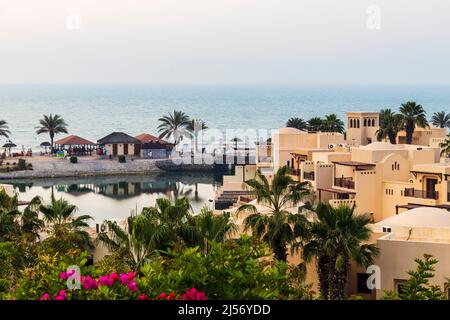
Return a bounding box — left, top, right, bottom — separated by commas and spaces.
118, 155, 126, 163
69, 156, 78, 164
138, 236, 310, 300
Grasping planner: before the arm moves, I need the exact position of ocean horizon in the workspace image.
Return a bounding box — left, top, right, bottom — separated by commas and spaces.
1, 84, 449, 151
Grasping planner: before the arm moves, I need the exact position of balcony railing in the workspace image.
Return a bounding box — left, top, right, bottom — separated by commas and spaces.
404, 188, 439, 200
334, 177, 355, 189
303, 171, 315, 181
290, 168, 301, 176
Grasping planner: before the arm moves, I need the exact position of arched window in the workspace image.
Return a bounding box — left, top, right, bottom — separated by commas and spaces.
350, 119, 353, 128
356, 119, 360, 128
363, 119, 367, 127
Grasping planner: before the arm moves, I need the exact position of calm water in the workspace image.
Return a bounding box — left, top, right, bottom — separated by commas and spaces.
4, 172, 222, 223
1, 85, 450, 151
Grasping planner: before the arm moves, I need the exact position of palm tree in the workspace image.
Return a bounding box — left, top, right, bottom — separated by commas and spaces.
399, 101, 428, 144
307, 117, 323, 132
376, 109, 403, 144
322, 114, 345, 134
98, 197, 197, 269
286, 118, 307, 131
0, 189, 42, 242
187, 207, 237, 253
39, 196, 93, 251
236, 166, 312, 262
35, 114, 68, 147
0, 120, 10, 138
186, 119, 208, 153
158, 110, 190, 145
303, 203, 379, 300
439, 133, 450, 158
431, 111, 450, 129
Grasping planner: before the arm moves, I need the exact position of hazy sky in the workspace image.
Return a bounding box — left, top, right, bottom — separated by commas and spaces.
0, 0, 449, 85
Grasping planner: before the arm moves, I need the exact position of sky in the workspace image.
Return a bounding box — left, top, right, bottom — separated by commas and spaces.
0, 0, 449, 85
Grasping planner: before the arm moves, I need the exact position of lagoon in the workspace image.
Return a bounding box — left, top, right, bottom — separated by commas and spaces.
3, 172, 222, 224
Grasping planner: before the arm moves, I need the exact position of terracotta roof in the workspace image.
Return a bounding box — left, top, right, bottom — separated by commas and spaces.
54, 135, 95, 145
135, 133, 169, 145
97, 132, 141, 144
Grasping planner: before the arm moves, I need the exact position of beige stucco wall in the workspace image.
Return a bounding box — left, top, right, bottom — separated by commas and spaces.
375, 237, 450, 298
397, 127, 447, 146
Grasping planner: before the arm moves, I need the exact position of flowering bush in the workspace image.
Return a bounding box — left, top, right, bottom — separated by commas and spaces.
37, 269, 206, 300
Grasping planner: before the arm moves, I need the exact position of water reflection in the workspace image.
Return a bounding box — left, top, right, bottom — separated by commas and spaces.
5, 172, 223, 223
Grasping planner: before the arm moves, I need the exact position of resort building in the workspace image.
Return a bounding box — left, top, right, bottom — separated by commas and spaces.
54, 135, 97, 156
371, 207, 450, 299
346, 111, 380, 147
135, 133, 174, 159
397, 126, 447, 146
97, 132, 142, 157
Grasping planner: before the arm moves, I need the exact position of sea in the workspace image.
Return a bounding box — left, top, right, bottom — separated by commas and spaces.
1, 84, 449, 151
1, 84, 449, 221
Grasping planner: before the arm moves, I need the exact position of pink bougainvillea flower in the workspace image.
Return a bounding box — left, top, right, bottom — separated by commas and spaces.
81, 275, 98, 290
127, 280, 138, 292
120, 271, 135, 284
39, 293, 50, 300
157, 292, 168, 299
99, 275, 113, 287
182, 288, 207, 300
138, 294, 148, 300
59, 272, 68, 280
109, 272, 119, 283
167, 292, 176, 300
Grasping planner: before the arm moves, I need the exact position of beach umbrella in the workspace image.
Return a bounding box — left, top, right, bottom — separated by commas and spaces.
40, 141, 51, 153
2, 140, 17, 156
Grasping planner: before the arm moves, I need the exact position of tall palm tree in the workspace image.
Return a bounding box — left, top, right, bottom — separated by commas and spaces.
399, 101, 428, 144
322, 114, 345, 134
187, 207, 237, 253
39, 196, 93, 251
35, 114, 68, 147
439, 133, 450, 158
286, 118, 307, 131
0, 189, 42, 242
307, 117, 323, 132
236, 166, 312, 262
0, 120, 10, 138
431, 111, 450, 129
186, 119, 208, 153
303, 203, 379, 300
158, 110, 190, 145
376, 109, 403, 144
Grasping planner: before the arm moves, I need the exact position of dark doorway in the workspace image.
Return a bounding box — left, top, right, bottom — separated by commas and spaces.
426, 178, 438, 192
112, 144, 118, 155
124, 144, 129, 155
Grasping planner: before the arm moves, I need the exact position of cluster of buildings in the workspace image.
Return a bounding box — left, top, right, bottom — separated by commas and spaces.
219, 111, 450, 299
53, 132, 174, 159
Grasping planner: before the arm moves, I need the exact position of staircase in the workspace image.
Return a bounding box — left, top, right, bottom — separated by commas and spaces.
214, 189, 255, 210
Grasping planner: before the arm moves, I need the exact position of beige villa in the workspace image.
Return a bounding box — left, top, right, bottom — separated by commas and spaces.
97, 132, 142, 157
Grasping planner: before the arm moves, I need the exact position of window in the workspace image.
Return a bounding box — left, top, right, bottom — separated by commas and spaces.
372, 119, 375, 127
363, 119, 367, 127
357, 273, 372, 294
394, 280, 407, 294
357, 119, 360, 128
382, 226, 392, 233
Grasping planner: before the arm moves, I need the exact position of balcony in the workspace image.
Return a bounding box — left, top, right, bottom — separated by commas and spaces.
303, 171, 315, 181
404, 188, 439, 200
334, 177, 355, 189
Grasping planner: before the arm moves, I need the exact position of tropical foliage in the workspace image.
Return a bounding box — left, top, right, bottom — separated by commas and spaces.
302, 203, 379, 300
35, 114, 68, 147
157, 110, 190, 145
237, 166, 311, 262
322, 114, 345, 134
376, 109, 403, 144
399, 101, 428, 144
186, 119, 208, 153
431, 111, 450, 129
0, 120, 10, 138
286, 117, 307, 131
307, 117, 323, 132
440, 133, 450, 157
382, 254, 445, 300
